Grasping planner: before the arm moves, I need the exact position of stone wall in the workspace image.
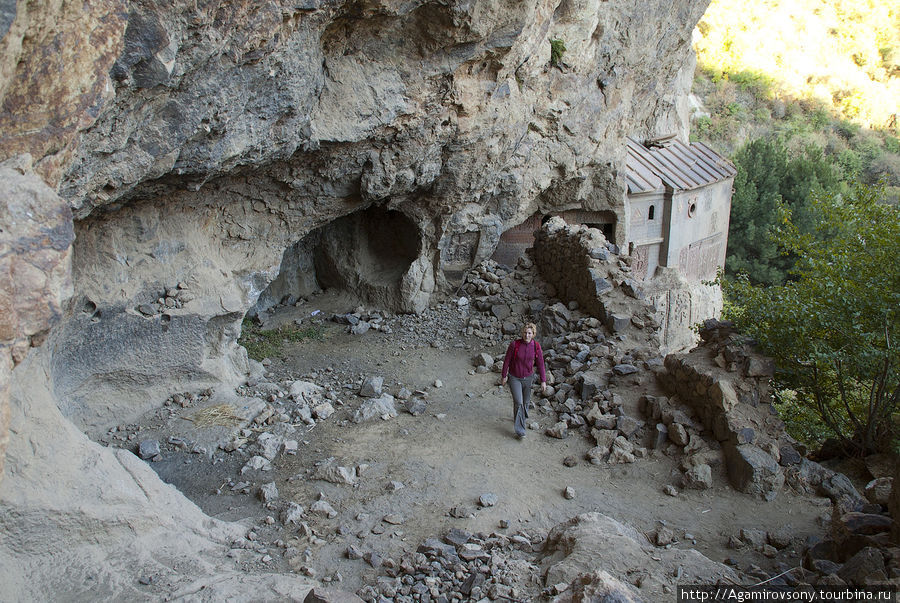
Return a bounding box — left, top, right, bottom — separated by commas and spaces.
531, 216, 721, 353
659, 320, 799, 500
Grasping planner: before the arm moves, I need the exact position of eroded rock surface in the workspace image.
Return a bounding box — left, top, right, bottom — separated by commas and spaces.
39, 0, 709, 434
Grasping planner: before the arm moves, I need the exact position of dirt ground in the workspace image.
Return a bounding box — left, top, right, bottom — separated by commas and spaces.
126, 291, 837, 595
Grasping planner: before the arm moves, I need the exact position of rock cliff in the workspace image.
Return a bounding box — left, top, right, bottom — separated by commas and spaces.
46, 0, 706, 434
0, 0, 709, 598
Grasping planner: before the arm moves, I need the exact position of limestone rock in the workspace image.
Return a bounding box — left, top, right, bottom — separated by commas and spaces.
682, 464, 713, 490
542, 513, 737, 601
359, 376, 384, 398
546, 421, 569, 439
290, 380, 324, 404
315, 464, 358, 485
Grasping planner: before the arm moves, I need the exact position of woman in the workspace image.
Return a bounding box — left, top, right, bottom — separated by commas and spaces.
501, 322, 547, 439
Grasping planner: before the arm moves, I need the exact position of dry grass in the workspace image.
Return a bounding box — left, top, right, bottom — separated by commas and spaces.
185, 404, 246, 427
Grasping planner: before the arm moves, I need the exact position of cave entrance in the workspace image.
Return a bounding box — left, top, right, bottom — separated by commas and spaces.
252, 206, 421, 317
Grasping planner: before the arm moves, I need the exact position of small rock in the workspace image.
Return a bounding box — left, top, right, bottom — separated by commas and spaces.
359, 376, 384, 398
478, 493, 498, 507
433, 379, 443, 388
682, 463, 713, 490
258, 482, 279, 504
545, 421, 569, 439
563, 456, 577, 467
310, 500, 338, 518
312, 402, 335, 420
663, 485, 679, 497
404, 398, 427, 416
138, 440, 161, 460
563, 486, 576, 499
655, 526, 677, 546
241, 456, 272, 473
473, 353, 493, 367
280, 503, 305, 526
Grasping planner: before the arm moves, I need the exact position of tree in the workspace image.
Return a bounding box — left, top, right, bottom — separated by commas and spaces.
724, 183, 899, 455
726, 138, 849, 285
726, 139, 790, 285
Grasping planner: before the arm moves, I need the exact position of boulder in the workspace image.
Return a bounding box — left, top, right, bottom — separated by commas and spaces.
542, 513, 737, 601
865, 477, 892, 506
352, 394, 397, 423
723, 443, 784, 500
836, 547, 887, 584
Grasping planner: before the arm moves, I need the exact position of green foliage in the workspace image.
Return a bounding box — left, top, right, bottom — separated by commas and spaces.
723, 183, 900, 454
694, 0, 900, 128
726, 139, 791, 285
726, 138, 845, 285
238, 319, 325, 361
549, 39, 566, 67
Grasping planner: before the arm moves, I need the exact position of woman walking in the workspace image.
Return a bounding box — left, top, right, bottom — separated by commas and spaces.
501, 322, 547, 439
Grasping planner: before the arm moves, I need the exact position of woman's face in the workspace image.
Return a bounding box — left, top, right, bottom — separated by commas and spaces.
522, 327, 535, 342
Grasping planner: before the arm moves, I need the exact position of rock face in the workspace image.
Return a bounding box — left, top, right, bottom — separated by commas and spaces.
0, 156, 75, 484
29, 0, 708, 434
0, 0, 711, 598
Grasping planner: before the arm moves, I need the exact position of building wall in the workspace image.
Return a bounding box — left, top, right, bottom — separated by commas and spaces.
626, 191, 666, 280
661, 178, 733, 282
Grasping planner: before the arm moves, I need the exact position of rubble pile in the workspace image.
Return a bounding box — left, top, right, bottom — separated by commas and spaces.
461, 254, 664, 462
353, 528, 543, 601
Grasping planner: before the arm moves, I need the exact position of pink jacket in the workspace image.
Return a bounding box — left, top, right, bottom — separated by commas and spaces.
501, 339, 547, 383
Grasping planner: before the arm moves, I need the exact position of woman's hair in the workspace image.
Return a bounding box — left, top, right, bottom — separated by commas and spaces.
521, 322, 538, 337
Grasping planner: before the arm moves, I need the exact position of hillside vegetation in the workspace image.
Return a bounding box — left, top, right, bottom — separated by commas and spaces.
691, 0, 899, 202
691, 1, 900, 455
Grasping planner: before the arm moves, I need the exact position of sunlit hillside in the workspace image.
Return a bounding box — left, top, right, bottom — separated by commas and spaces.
694, 0, 899, 129
691, 0, 900, 202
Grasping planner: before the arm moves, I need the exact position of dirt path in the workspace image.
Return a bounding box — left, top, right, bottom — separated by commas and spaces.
135, 293, 831, 594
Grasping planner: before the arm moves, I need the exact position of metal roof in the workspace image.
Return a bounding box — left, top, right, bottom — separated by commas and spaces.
626, 137, 736, 194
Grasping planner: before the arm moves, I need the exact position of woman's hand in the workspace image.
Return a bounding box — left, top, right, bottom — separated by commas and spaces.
501, 376, 507, 386
541, 382, 548, 394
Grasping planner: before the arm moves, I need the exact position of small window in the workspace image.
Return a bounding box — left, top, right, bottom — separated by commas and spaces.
648, 205, 655, 220
688, 202, 697, 218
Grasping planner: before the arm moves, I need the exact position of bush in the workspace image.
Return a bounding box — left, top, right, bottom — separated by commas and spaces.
724, 183, 900, 454
549, 39, 566, 67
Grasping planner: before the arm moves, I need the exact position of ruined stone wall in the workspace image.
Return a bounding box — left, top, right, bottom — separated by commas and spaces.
531, 216, 721, 352
531, 216, 638, 330
659, 321, 799, 500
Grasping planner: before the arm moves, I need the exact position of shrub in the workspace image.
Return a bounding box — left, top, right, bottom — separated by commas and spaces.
549, 39, 566, 67
724, 183, 900, 455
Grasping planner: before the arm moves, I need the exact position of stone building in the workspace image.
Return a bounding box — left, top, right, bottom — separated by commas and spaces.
624, 136, 736, 282
492, 136, 736, 285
